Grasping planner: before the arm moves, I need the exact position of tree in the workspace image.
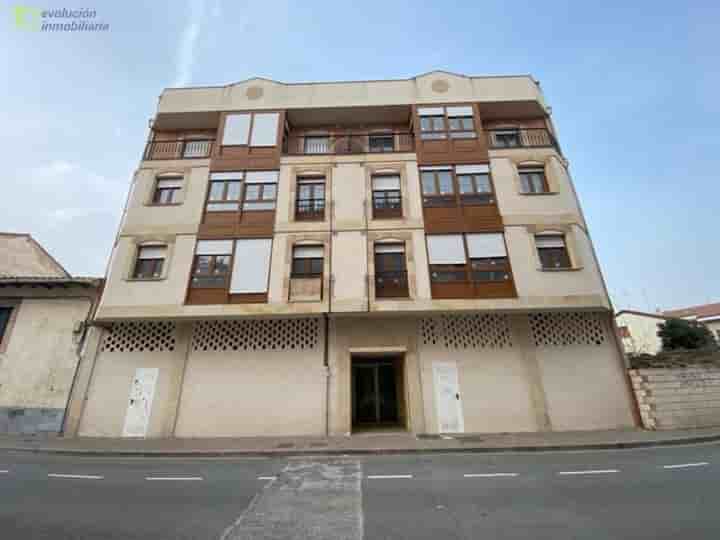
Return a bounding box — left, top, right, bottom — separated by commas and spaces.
657, 318, 717, 351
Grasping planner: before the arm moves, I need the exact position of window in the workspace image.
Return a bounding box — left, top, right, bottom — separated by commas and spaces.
618, 326, 631, 339
0, 307, 12, 344
191, 240, 233, 288
374, 243, 409, 298
222, 113, 251, 145
369, 134, 395, 153
291, 245, 324, 278
152, 176, 183, 205
426, 234, 467, 282
222, 112, 279, 147
519, 166, 550, 194
418, 105, 476, 140
242, 171, 278, 211
295, 176, 326, 220
206, 172, 242, 212
420, 168, 455, 206
304, 135, 330, 154
420, 164, 494, 207
535, 234, 572, 269
466, 233, 510, 282
132, 245, 166, 279
492, 128, 521, 148
372, 175, 402, 218
456, 164, 494, 205
229, 239, 272, 294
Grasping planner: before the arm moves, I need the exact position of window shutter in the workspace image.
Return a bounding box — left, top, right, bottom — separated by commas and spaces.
455, 164, 489, 174
535, 235, 565, 248
372, 176, 401, 191
156, 178, 183, 189
138, 246, 166, 259
245, 171, 279, 184
418, 107, 445, 116
250, 113, 279, 146
445, 105, 473, 116
229, 239, 272, 293
294, 246, 324, 259
426, 235, 466, 264
466, 233, 507, 258
196, 240, 233, 256
222, 113, 251, 145
375, 243, 405, 254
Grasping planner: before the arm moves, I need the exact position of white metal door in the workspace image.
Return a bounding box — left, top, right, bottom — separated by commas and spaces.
122, 368, 159, 438
433, 362, 464, 433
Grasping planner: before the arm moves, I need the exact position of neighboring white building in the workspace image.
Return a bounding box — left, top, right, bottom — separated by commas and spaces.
615, 310, 670, 355
663, 303, 720, 344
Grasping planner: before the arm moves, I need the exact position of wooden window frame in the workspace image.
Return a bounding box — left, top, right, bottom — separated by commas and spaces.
205, 179, 243, 212
190, 253, 233, 289
151, 177, 183, 206
518, 166, 550, 195
421, 167, 496, 208
242, 182, 277, 211
374, 243, 409, 299
428, 234, 511, 284
132, 246, 166, 280
419, 105, 477, 140
536, 234, 572, 270
469, 256, 511, 282
368, 133, 396, 153
222, 112, 281, 148
371, 175, 402, 219
295, 176, 326, 221
291, 247, 324, 278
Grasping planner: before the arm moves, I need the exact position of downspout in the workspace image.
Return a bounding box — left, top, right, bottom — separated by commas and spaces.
324, 167, 335, 437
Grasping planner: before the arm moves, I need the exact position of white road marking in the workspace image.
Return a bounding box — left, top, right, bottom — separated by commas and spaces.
145, 476, 203, 481
48, 473, 104, 480
464, 473, 518, 478
257, 476, 277, 481
366, 474, 413, 479
663, 462, 709, 469
558, 469, 619, 476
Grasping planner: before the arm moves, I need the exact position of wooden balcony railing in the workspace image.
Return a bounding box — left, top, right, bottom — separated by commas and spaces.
375, 270, 409, 299
284, 133, 414, 155
487, 128, 557, 149
143, 139, 214, 160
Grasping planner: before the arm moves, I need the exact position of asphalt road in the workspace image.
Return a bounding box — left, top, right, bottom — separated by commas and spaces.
0, 442, 718, 539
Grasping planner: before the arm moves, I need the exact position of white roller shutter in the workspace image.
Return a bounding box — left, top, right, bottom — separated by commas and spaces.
445, 105, 473, 116
294, 245, 323, 258
455, 164, 489, 174
372, 176, 401, 190
466, 233, 507, 258
230, 239, 272, 293
222, 113, 250, 145
245, 170, 279, 183
250, 113, 279, 146
418, 106, 444, 116
535, 235, 565, 248
196, 240, 233, 256
427, 235, 466, 264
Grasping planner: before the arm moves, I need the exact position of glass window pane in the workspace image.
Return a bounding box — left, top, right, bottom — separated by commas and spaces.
298, 185, 313, 199
458, 175, 474, 194
222, 113, 250, 145
461, 117, 474, 130
262, 184, 277, 200
421, 172, 437, 195
195, 256, 211, 275
531, 173, 545, 193
475, 174, 491, 193
438, 171, 454, 194
243, 201, 275, 211
209, 182, 225, 201
310, 259, 323, 274
448, 118, 462, 130
420, 117, 432, 131
250, 112, 279, 146
207, 202, 239, 212
213, 255, 231, 274
226, 181, 241, 200
244, 184, 260, 201
432, 117, 445, 130
315, 184, 325, 199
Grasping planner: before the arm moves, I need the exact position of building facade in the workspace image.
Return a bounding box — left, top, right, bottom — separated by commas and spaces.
0, 233, 101, 434
615, 310, 669, 355
74, 71, 637, 438
663, 303, 720, 343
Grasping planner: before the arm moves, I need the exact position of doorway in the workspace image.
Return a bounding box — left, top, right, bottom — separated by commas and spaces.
351, 356, 406, 431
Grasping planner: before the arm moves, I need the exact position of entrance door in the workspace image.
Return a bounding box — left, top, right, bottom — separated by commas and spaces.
352, 358, 402, 429
122, 368, 159, 437
433, 362, 464, 433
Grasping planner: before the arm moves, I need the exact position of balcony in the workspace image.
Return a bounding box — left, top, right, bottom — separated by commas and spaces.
375, 270, 409, 299
284, 133, 414, 156
143, 139, 214, 160
487, 128, 557, 150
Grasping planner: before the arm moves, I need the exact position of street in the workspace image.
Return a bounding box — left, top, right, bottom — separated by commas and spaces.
0, 442, 718, 539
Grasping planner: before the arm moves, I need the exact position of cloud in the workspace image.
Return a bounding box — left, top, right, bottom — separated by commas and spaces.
173, 0, 208, 87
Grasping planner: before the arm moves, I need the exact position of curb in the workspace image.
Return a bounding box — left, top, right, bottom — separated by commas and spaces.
2, 433, 720, 458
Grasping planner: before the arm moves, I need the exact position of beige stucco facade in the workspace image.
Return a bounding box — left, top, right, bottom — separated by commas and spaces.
75, 71, 637, 438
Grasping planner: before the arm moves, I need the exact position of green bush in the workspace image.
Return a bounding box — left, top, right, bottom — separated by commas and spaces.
657, 318, 717, 351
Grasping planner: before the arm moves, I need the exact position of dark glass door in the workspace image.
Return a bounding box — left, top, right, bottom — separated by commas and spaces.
353, 361, 400, 426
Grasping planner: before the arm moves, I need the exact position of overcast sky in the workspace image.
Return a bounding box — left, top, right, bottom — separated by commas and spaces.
1, 0, 717, 311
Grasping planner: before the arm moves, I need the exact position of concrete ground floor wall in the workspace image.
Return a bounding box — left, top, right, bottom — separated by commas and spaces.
74, 311, 637, 438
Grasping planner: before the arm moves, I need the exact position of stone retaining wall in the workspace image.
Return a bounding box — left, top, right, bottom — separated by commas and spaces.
630, 367, 720, 429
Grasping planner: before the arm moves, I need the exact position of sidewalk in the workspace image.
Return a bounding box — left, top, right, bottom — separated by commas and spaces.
2, 427, 720, 457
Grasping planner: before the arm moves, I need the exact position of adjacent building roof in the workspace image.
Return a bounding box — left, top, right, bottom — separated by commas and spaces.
615, 309, 673, 320
0, 233, 69, 279
663, 302, 720, 322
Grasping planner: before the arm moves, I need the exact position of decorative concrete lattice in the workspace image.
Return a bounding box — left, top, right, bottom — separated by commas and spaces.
529, 312, 607, 347
101, 321, 176, 353
420, 315, 512, 349
191, 318, 320, 352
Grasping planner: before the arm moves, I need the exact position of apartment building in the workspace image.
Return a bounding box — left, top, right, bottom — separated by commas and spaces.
72, 71, 637, 438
